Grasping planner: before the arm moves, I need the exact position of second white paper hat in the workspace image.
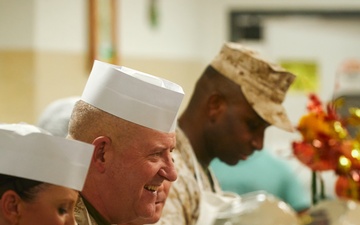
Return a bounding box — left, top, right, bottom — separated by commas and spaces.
0, 123, 94, 191
81, 60, 185, 133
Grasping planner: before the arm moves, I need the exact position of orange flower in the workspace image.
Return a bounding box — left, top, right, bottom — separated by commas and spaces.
297, 112, 341, 142
293, 94, 347, 171
293, 94, 360, 201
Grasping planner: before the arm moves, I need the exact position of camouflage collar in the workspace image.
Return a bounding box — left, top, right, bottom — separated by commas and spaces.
81, 195, 111, 225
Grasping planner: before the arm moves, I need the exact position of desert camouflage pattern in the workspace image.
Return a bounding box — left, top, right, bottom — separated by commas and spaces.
74, 196, 99, 225
153, 128, 221, 225
210, 42, 295, 132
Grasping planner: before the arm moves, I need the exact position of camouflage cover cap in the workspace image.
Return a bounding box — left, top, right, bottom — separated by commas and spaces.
210, 42, 296, 132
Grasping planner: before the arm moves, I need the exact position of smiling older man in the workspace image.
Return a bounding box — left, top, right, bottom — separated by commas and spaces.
68, 60, 184, 225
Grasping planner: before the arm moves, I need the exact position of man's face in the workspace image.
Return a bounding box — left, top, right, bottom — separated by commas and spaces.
205, 95, 270, 165
103, 127, 177, 222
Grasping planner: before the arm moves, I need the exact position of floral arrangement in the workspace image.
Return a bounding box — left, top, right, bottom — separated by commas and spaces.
292, 93, 360, 204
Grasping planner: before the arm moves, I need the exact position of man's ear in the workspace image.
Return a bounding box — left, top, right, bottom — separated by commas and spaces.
1, 190, 21, 224
207, 93, 226, 122
91, 136, 112, 173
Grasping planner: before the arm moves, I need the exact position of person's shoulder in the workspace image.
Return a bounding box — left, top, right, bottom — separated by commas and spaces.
160, 166, 200, 225
163, 147, 201, 224
74, 197, 91, 225
171, 149, 199, 191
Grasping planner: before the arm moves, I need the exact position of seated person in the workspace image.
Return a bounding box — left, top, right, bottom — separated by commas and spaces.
210, 149, 311, 213
0, 123, 94, 225
37, 96, 79, 137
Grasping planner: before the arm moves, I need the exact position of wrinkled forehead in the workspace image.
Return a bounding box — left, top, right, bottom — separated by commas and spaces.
109, 118, 176, 148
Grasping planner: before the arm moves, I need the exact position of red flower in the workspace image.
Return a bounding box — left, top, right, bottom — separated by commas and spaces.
292, 141, 339, 171
293, 93, 346, 171
335, 175, 360, 201
293, 93, 360, 201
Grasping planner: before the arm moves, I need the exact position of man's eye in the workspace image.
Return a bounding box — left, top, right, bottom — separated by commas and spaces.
151, 151, 162, 157
58, 207, 67, 215
248, 121, 261, 130
247, 123, 256, 131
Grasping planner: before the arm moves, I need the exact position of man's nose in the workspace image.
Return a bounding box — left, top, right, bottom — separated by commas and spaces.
252, 130, 265, 150
66, 216, 76, 225
158, 154, 178, 182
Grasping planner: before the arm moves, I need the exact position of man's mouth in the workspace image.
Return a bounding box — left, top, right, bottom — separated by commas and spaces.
240, 150, 255, 160
144, 185, 159, 193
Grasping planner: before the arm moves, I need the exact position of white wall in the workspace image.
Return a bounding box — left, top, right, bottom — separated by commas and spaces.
0, 0, 86, 51
120, 0, 360, 63
0, 0, 35, 49
120, 0, 202, 60
33, 0, 87, 52
3, 0, 360, 57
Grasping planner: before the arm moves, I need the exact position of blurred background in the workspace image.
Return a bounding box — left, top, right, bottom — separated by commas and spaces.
1, 0, 360, 201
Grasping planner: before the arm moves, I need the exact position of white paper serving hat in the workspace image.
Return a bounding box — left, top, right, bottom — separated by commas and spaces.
0, 123, 94, 191
81, 60, 185, 133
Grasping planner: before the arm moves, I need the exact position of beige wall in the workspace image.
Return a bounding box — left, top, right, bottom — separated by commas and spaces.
0, 51, 88, 124
0, 49, 204, 124
34, 51, 89, 119
121, 56, 205, 114
0, 50, 35, 123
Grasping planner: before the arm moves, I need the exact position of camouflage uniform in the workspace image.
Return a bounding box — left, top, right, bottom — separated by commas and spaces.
153, 128, 221, 225
75, 195, 111, 225
75, 196, 98, 225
